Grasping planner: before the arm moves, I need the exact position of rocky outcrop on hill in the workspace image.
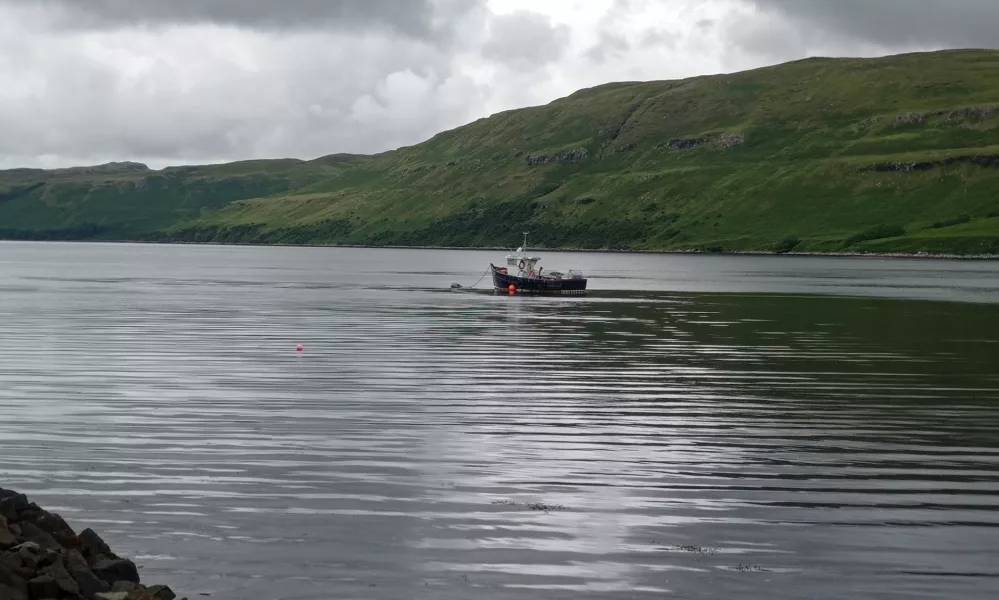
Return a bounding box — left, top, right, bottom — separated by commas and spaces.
0, 487, 181, 600
859, 154, 999, 173
657, 132, 746, 152
660, 137, 704, 151
941, 106, 996, 121
895, 112, 927, 125
524, 148, 589, 166
854, 116, 881, 131
713, 132, 746, 149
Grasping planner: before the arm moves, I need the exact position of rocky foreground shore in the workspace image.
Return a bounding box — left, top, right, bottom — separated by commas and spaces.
1, 487, 181, 600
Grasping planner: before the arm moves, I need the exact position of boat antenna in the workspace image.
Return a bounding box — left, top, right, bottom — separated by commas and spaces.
523, 231, 529, 253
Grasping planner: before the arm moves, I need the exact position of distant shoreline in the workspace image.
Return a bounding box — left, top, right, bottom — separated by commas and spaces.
1, 237, 997, 261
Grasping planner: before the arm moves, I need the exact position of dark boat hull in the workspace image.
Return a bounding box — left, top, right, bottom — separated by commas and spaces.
491, 265, 587, 294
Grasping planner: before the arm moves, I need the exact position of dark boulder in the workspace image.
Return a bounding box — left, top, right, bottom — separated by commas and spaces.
0, 583, 27, 600
0, 493, 29, 520
35, 511, 77, 540
93, 558, 141, 584
1, 488, 177, 599
17, 522, 60, 551
80, 528, 115, 559
0, 562, 28, 600
1, 549, 31, 580
72, 566, 111, 599
0, 516, 17, 549
11, 542, 41, 570
146, 584, 178, 600
27, 574, 60, 599
112, 580, 142, 593
37, 548, 61, 568
41, 555, 80, 596
65, 549, 88, 572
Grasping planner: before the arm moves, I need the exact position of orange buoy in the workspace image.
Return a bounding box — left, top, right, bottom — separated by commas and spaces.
508, 284, 516, 294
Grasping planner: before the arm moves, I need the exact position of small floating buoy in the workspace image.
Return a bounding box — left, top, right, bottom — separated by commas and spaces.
508, 284, 516, 295
296, 344, 304, 352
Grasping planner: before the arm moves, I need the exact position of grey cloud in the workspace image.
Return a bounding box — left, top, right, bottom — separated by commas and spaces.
0, 0, 482, 38
0, 2, 489, 169
638, 28, 677, 51
749, 0, 999, 48
586, 31, 632, 64
481, 10, 570, 69
722, 8, 807, 61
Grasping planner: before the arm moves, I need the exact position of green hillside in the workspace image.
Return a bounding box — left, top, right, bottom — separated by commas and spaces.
0, 156, 369, 240
4, 49, 999, 255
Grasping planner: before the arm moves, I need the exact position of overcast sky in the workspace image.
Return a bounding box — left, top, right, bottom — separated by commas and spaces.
0, 0, 994, 170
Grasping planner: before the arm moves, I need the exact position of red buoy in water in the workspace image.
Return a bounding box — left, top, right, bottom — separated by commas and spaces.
296, 344, 304, 352
508, 284, 516, 295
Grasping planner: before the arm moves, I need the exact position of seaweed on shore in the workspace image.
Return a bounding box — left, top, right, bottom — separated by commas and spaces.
489, 499, 568, 513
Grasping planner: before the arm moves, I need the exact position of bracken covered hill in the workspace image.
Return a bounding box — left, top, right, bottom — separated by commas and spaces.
3, 49, 999, 255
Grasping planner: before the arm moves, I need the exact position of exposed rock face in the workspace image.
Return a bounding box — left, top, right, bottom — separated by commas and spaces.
857, 108, 992, 132
855, 116, 881, 131
713, 132, 746, 149
660, 137, 705, 151
942, 106, 996, 121
895, 112, 927, 125
0, 487, 183, 600
657, 131, 746, 152
864, 161, 936, 172
558, 148, 588, 162
524, 147, 589, 166
859, 154, 999, 172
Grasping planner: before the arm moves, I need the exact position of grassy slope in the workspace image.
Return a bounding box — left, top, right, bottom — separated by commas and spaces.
4, 49, 999, 254
0, 157, 363, 239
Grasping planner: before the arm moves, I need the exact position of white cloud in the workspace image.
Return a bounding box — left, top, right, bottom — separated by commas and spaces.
0, 0, 988, 169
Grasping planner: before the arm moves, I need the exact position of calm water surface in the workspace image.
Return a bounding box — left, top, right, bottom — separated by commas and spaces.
1, 242, 998, 600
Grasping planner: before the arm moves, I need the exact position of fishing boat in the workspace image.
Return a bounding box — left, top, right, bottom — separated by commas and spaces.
489, 233, 588, 294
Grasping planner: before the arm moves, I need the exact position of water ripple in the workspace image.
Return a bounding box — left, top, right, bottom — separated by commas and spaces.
0, 243, 998, 599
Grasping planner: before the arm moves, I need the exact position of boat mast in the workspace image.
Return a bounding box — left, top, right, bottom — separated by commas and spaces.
522, 231, 529, 255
